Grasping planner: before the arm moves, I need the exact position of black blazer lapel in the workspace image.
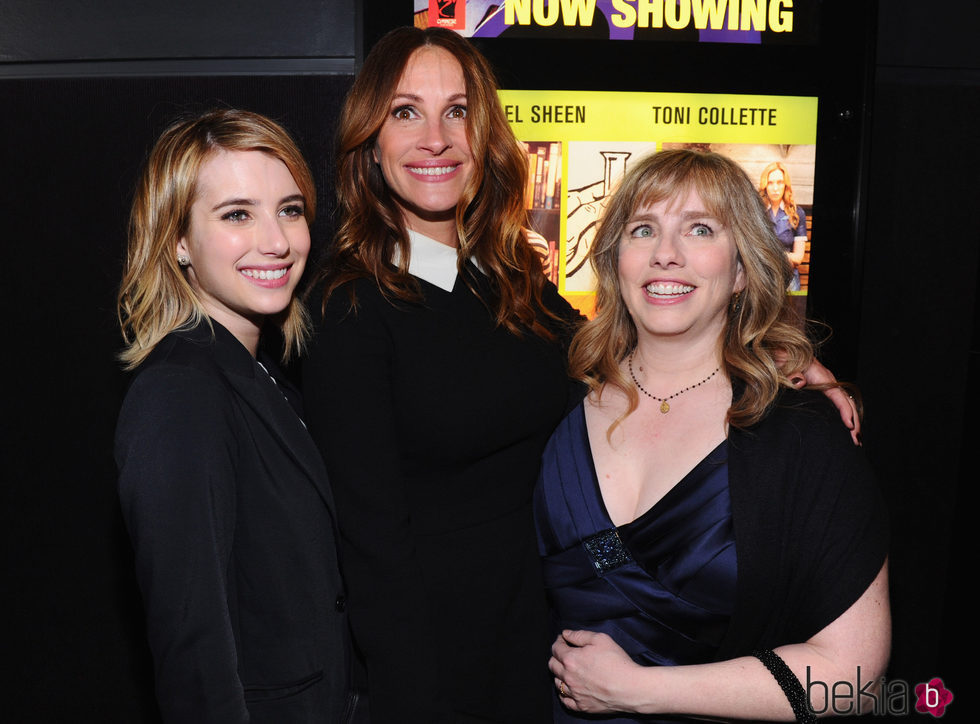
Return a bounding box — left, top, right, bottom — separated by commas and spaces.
208, 323, 339, 515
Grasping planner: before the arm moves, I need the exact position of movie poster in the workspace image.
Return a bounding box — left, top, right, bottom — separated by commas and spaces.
498, 90, 818, 315
415, 0, 819, 44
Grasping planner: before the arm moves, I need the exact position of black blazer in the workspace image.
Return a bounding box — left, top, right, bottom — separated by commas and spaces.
115, 320, 351, 723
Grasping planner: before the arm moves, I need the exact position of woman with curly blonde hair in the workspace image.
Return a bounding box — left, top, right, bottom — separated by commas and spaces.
573, 151, 812, 431
537, 150, 889, 723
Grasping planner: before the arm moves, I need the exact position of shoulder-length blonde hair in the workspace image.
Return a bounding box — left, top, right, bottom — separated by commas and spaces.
569, 149, 813, 430
117, 108, 316, 370
319, 26, 554, 339
758, 160, 801, 228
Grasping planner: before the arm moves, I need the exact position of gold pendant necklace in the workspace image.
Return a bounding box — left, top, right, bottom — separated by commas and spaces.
627, 353, 720, 414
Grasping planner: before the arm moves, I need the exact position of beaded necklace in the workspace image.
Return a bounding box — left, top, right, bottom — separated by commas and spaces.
627, 353, 720, 414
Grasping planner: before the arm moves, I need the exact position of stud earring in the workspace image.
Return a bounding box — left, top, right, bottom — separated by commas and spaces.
731, 291, 743, 315
177, 254, 190, 267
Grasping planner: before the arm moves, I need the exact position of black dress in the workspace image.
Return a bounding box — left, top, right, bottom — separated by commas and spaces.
533, 390, 890, 723
302, 248, 581, 723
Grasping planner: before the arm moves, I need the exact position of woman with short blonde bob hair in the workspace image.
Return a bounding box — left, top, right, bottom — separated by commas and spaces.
538, 150, 889, 723
119, 108, 315, 369
115, 109, 350, 722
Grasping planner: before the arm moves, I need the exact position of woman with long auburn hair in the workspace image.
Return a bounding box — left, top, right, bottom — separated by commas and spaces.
538, 150, 889, 723
322, 26, 555, 333
302, 26, 581, 723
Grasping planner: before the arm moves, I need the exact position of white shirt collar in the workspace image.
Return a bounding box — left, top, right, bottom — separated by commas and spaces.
391, 230, 460, 292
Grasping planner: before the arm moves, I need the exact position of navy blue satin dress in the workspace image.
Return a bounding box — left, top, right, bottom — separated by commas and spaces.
534, 403, 737, 723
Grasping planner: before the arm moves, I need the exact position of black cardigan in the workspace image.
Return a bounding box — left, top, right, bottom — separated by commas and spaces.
719, 388, 889, 660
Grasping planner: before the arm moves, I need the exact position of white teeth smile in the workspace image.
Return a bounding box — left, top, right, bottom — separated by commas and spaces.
241, 268, 288, 280
407, 166, 457, 176
645, 282, 694, 296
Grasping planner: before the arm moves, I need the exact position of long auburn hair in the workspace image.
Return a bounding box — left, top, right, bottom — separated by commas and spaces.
319, 26, 554, 339
118, 109, 316, 370
758, 160, 800, 228
569, 149, 814, 430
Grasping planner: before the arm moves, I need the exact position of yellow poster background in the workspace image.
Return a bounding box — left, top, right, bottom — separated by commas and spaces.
500, 90, 818, 315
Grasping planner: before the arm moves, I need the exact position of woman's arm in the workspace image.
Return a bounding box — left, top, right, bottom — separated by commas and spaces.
115, 366, 248, 723
302, 288, 454, 724
787, 237, 806, 266
551, 561, 890, 720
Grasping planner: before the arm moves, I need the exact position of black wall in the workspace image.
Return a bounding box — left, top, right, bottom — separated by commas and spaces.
2, 1, 975, 720
0, 0, 356, 66
858, 1, 979, 700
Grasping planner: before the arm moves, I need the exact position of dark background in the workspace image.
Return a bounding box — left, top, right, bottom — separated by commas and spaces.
2, 1, 975, 720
